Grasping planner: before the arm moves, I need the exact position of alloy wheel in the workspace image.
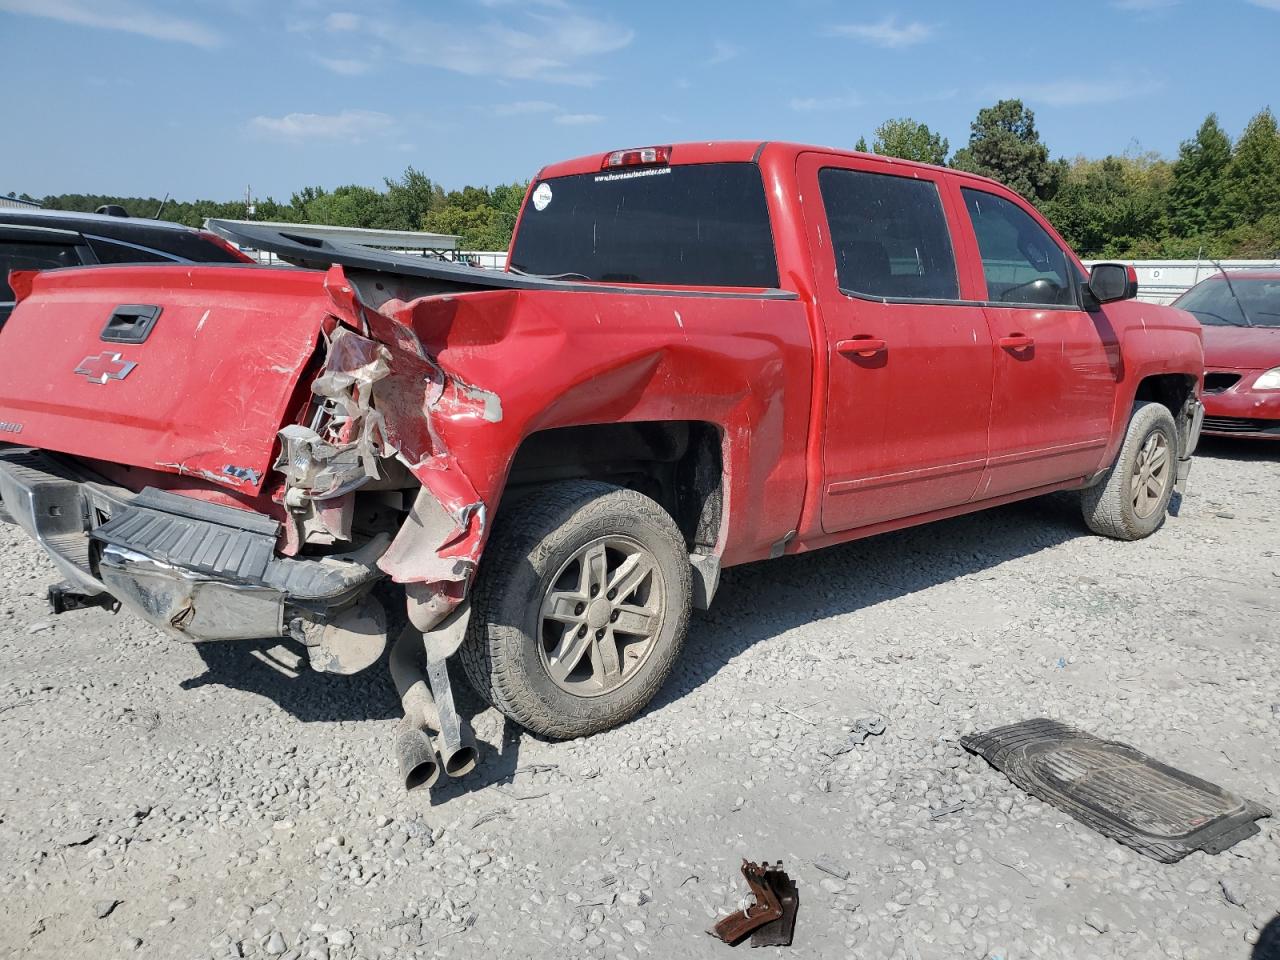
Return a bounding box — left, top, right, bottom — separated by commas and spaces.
539, 536, 666, 697
1130, 431, 1171, 519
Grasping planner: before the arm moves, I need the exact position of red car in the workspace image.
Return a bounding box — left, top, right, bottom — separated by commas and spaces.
0, 142, 1205, 790
1174, 271, 1280, 439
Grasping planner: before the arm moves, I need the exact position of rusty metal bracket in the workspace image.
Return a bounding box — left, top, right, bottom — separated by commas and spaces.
750, 863, 798, 947
708, 860, 784, 946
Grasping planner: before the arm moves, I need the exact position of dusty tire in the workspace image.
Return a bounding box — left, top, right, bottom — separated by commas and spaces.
1082, 401, 1178, 540
460, 480, 691, 739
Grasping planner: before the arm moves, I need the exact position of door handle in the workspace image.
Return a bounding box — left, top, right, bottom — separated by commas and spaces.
998, 334, 1035, 352
836, 337, 887, 358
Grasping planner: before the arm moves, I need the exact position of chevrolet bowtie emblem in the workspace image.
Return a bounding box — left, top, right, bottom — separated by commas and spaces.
74, 351, 136, 384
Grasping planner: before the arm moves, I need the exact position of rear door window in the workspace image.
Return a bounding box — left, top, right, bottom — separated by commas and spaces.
817, 167, 959, 301
962, 189, 1075, 307
509, 162, 778, 287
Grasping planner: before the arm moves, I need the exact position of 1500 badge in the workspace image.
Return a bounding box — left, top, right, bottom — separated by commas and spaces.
74, 351, 136, 384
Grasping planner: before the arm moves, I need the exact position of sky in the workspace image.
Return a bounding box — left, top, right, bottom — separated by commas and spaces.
2, 0, 1278, 202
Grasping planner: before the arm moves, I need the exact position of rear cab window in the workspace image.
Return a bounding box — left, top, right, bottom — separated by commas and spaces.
509, 162, 779, 288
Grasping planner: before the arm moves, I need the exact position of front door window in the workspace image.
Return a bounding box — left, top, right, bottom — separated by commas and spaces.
962, 188, 1075, 307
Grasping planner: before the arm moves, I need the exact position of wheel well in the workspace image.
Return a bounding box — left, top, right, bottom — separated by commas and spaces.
1134, 373, 1198, 451
502, 421, 724, 552
1134, 373, 1196, 414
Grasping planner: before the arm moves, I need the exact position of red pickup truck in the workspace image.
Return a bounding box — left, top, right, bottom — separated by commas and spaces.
0, 142, 1204, 790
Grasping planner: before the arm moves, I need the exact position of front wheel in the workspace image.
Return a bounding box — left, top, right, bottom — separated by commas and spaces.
460, 480, 691, 739
1081, 401, 1178, 540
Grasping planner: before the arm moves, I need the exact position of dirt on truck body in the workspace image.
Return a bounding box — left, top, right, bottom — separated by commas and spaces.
0, 141, 1204, 791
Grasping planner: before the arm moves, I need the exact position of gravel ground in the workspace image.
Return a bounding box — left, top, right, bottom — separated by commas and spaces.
1, 438, 1277, 960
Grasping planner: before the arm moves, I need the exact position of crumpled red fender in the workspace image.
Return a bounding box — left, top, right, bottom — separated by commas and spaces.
319, 266, 499, 591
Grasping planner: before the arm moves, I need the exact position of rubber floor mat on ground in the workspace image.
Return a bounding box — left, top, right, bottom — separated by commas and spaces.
962, 718, 1271, 863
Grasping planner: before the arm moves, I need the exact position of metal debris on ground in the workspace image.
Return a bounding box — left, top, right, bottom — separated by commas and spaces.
469, 809, 513, 830
751, 867, 798, 948
513, 764, 559, 777
821, 714, 887, 758
811, 856, 849, 881
962, 718, 1272, 863
708, 860, 797, 948
494, 785, 550, 802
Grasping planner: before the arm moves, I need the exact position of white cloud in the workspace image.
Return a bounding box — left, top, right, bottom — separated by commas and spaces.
323, 11, 361, 31
1246, 0, 1280, 9
709, 39, 741, 65
248, 109, 395, 141
493, 100, 561, 116
989, 75, 1163, 107
831, 16, 934, 49
0, 0, 221, 47
335, 8, 633, 86
553, 112, 604, 125
790, 93, 863, 113
316, 57, 369, 76
491, 100, 606, 125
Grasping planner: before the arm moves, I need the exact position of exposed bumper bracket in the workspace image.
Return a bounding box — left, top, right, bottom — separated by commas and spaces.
1175, 398, 1205, 495
47, 581, 119, 615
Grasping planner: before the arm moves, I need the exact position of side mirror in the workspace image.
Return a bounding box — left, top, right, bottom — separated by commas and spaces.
1087, 263, 1138, 305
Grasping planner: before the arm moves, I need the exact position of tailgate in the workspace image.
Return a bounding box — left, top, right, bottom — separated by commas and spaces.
0, 264, 330, 496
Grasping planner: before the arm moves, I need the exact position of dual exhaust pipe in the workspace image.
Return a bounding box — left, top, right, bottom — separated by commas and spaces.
389, 613, 477, 793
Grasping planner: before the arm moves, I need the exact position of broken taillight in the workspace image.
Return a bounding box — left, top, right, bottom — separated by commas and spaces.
601, 145, 672, 169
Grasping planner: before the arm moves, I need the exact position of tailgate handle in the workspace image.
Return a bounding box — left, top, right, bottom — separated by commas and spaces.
101, 304, 161, 344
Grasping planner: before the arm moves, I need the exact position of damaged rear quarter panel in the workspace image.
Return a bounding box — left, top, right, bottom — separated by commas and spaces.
335, 270, 813, 585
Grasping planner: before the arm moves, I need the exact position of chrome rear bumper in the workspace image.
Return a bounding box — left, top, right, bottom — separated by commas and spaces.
0, 448, 384, 642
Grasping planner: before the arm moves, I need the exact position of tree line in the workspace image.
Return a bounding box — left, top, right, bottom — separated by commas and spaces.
859, 100, 1280, 259
10, 99, 1280, 258
15, 169, 527, 251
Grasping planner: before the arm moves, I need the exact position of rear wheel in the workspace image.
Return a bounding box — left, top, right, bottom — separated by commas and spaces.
460, 480, 691, 739
1082, 401, 1178, 540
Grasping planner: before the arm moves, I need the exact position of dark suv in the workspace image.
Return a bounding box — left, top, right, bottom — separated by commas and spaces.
0, 208, 253, 323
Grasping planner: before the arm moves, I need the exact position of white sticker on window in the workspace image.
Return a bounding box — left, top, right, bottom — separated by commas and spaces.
532, 182, 552, 211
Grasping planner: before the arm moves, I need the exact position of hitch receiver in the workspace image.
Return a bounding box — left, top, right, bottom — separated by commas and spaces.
47, 582, 119, 615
